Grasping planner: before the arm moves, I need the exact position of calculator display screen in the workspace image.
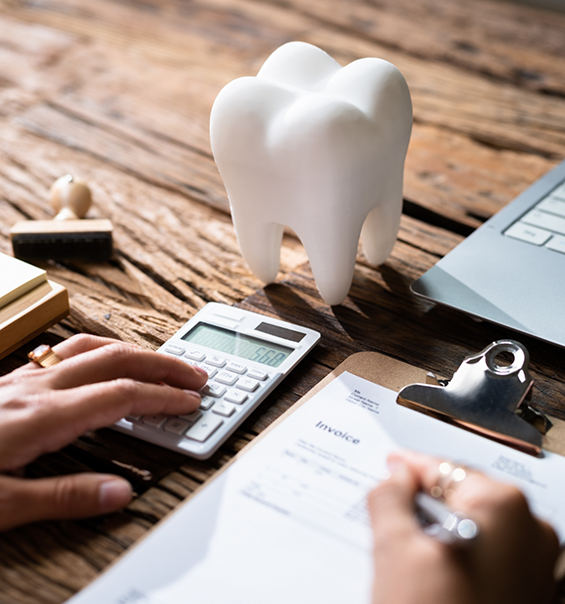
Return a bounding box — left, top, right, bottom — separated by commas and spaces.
181, 323, 293, 367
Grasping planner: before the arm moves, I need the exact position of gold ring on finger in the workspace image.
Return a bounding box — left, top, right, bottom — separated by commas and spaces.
28, 344, 62, 368
430, 462, 468, 501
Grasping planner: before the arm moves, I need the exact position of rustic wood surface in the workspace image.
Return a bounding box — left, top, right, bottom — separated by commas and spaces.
1, 0, 565, 601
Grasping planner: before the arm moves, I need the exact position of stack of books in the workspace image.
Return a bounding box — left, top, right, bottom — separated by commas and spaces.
0, 253, 69, 359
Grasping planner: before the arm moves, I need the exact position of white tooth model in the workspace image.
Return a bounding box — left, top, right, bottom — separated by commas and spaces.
210, 41, 412, 305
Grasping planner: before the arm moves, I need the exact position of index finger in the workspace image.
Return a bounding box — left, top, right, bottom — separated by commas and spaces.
45, 342, 209, 391
368, 456, 420, 540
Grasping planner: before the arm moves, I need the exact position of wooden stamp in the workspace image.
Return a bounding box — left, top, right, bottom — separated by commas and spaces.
10, 175, 113, 261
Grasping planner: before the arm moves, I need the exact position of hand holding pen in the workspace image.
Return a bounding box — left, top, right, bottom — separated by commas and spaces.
414, 461, 479, 547
368, 451, 559, 604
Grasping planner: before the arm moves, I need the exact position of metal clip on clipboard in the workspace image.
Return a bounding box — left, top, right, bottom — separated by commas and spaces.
397, 340, 552, 456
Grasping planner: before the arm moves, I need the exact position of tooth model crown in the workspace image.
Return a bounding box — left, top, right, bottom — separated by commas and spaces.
210, 41, 412, 305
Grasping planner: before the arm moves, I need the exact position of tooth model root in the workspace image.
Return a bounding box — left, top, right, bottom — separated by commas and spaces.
233, 219, 283, 284
211, 41, 412, 306
361, 177, 404, 266
296, 224, 362, 307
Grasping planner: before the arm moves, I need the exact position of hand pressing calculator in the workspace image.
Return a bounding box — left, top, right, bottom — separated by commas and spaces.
112, 303, 321, 459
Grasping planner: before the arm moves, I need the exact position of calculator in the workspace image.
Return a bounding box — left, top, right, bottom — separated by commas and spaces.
112, 303, 321, 459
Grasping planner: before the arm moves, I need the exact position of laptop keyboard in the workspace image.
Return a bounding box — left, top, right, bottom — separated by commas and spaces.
504, 181, 565, 253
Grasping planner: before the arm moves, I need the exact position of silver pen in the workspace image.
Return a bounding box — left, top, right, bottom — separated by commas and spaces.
415, 492, 479, 546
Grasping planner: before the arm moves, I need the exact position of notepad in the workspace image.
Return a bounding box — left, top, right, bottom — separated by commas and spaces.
68, 371, 565, 604
0, 252, 46, 309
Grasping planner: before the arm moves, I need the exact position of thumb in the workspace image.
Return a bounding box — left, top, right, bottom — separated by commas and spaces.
0, 473, 132, 531
368, 456, 419, 540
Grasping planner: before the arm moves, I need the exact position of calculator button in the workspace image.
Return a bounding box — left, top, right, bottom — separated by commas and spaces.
199, 396, 216, 410
185, 349, 206, 362
247, 368, 269, 381
215, 371, 239, 386
164, 344, 185, 356
185, 415, 223, 442
163, 418, 191, 435
125, 415, 142, 422
142, 414, 167, 428
236, 377, 260, 392
203, 383, 227, 398
198, 365, 217, 379
212, 401, 236, 417
178, 410, 202, 423
225, 361, 247, 374
206, 355, 226, 368
224, 390, 248, 405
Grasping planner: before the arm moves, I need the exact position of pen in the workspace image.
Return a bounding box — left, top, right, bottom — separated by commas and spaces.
415, 492, 479, 546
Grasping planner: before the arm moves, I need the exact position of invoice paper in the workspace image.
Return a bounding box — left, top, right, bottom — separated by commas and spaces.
68, 372, 565, 604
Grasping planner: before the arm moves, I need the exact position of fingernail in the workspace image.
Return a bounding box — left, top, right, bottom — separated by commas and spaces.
98, 478, 132, 511
379, 469, 391, 481
183, 389, 201, 401
194, 366, 209, 377
387, 456, 410, 477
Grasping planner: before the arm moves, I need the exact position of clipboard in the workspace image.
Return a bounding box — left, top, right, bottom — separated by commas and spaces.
68, 341, 565, 604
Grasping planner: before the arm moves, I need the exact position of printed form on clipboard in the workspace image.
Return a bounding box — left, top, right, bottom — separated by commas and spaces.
68, 352, 565, 604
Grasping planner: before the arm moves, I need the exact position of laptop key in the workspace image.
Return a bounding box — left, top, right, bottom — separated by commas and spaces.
521, 209, 565, 236
504, 222, 551, 245
545, 236, 565, 254
538, 196, 565, 218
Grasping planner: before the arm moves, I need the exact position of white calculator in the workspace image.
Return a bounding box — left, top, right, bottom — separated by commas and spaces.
112, 303, 321, 459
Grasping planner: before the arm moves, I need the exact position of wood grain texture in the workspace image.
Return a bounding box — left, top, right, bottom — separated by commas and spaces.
263, 0, 565, 95
0, 0, 565, 601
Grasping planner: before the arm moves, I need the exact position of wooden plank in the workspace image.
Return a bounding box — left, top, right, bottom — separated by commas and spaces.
0, 1, 562, 229
17, 0, 561, 163
402, 125, 554, 230
17, 102, 229, 213
249, 0, 565, 95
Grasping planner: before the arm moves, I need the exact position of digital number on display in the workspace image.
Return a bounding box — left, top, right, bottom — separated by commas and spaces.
181, 323, 293, 367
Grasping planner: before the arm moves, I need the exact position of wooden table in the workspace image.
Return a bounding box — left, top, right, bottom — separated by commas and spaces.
1, 0, 565, 601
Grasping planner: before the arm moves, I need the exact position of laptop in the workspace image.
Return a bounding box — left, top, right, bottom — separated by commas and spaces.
411, 159, 565, 348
